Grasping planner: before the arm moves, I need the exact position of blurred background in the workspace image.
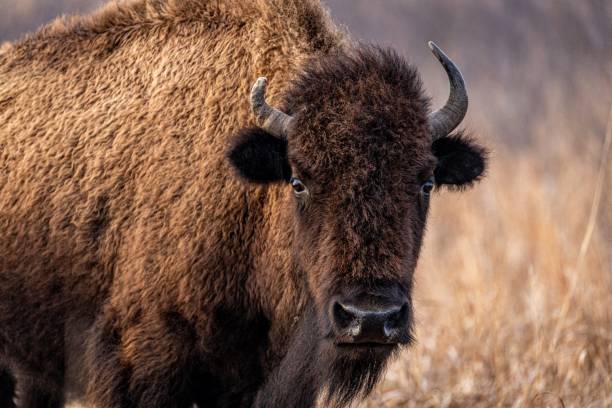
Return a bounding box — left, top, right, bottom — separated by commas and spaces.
1, 1, 610, 407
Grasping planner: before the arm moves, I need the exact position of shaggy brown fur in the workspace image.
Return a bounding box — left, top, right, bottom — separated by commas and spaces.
0, 0, 486, 407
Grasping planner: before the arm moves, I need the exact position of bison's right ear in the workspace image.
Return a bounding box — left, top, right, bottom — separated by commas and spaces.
432, 131, 487, 188
228, 127, 291, 184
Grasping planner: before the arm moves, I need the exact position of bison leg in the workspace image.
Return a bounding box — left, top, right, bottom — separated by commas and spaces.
85, 308, 196, 408
83, 313, 132, 408
0, 366, 16, 408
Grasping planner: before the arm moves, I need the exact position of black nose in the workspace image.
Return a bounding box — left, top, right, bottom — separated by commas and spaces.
330, 299, 410, 345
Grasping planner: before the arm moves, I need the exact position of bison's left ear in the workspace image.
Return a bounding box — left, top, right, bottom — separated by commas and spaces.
228, 127, 291, 184
432, 131, 487, 188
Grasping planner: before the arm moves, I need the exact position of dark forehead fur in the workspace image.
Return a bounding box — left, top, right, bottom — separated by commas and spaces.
284, 45, 432, 184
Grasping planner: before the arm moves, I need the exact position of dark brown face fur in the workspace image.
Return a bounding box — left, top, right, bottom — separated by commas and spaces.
283, 47, 432, 342
229, 45, 486, 405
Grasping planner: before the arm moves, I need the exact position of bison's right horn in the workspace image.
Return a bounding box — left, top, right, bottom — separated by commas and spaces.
427, 41, 468, 140
250, 77, 295, 139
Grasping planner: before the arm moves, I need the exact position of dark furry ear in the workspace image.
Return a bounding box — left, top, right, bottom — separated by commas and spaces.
433, 132, 487, 188
228, 127, 291, 183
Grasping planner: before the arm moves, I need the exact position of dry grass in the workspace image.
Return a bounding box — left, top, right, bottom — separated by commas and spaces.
2, 1, 611, 407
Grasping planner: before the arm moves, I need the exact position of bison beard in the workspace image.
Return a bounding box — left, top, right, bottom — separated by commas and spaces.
320, 334, 406, 407
323, 347, 395, 407
254, 302, 413, 408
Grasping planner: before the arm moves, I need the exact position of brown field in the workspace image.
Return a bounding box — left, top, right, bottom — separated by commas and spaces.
1, 1, 610, 407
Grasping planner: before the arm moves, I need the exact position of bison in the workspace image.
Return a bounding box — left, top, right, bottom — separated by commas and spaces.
0, 0, 486, 407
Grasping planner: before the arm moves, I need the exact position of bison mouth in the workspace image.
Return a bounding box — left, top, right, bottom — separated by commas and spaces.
337, 342, 395, 349
334, 341, 397, 359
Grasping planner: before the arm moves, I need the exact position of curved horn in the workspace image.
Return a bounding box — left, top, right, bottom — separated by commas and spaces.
427, 41, 468, 140
250, 77, 294, 139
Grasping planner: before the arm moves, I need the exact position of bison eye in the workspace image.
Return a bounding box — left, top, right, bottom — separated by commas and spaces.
421, 178, 435, 196
290, 177, 309, 197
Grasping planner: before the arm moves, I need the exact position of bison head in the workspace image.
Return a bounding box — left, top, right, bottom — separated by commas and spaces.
229, 43, 486, 402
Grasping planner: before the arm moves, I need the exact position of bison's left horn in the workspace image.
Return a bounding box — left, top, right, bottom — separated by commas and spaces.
427, 41, 468, 140
250, 77, 295, 139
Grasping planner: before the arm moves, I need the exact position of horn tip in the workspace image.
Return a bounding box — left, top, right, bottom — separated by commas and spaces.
427, 41, 444, 60
252, 76, 268, 90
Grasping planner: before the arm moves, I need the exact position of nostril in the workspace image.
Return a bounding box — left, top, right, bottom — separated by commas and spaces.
389, 303, 409, 326
332, 301, 357, 330
384, 303, 409, 337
